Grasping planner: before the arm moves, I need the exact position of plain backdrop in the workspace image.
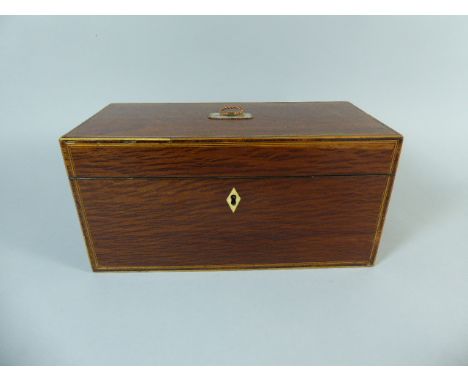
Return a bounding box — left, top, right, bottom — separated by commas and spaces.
1, 16, 467, 365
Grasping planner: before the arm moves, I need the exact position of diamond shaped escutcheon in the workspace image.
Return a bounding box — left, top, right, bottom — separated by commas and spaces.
226, 188, 241, 213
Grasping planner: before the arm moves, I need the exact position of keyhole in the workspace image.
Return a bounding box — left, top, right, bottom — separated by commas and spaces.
230, 195, 237, 206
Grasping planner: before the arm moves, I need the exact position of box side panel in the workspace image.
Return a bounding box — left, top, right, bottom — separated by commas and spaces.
369, 138, 403, 264
60, 140, 98, 270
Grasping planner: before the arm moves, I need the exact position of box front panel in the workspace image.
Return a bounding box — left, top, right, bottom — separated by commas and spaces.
72, 176, 389, 270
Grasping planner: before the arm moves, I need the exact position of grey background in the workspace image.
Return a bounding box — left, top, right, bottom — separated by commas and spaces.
1, 16, 467, 365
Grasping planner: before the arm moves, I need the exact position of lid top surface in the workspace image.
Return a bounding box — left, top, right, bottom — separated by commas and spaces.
63, 102, 401, 140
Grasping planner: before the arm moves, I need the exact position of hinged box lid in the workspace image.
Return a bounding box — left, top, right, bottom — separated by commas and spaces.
61, 102, 402, 178
62, 102, 402, 141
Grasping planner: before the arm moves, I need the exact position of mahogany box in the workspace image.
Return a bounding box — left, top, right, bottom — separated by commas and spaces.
60, 102, 402, 271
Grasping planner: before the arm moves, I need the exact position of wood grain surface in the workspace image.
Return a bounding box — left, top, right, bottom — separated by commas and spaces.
66, 141, 397, 178
60, 102, 403, 271
74, 176, 389, 270
63, 102, 401, 140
